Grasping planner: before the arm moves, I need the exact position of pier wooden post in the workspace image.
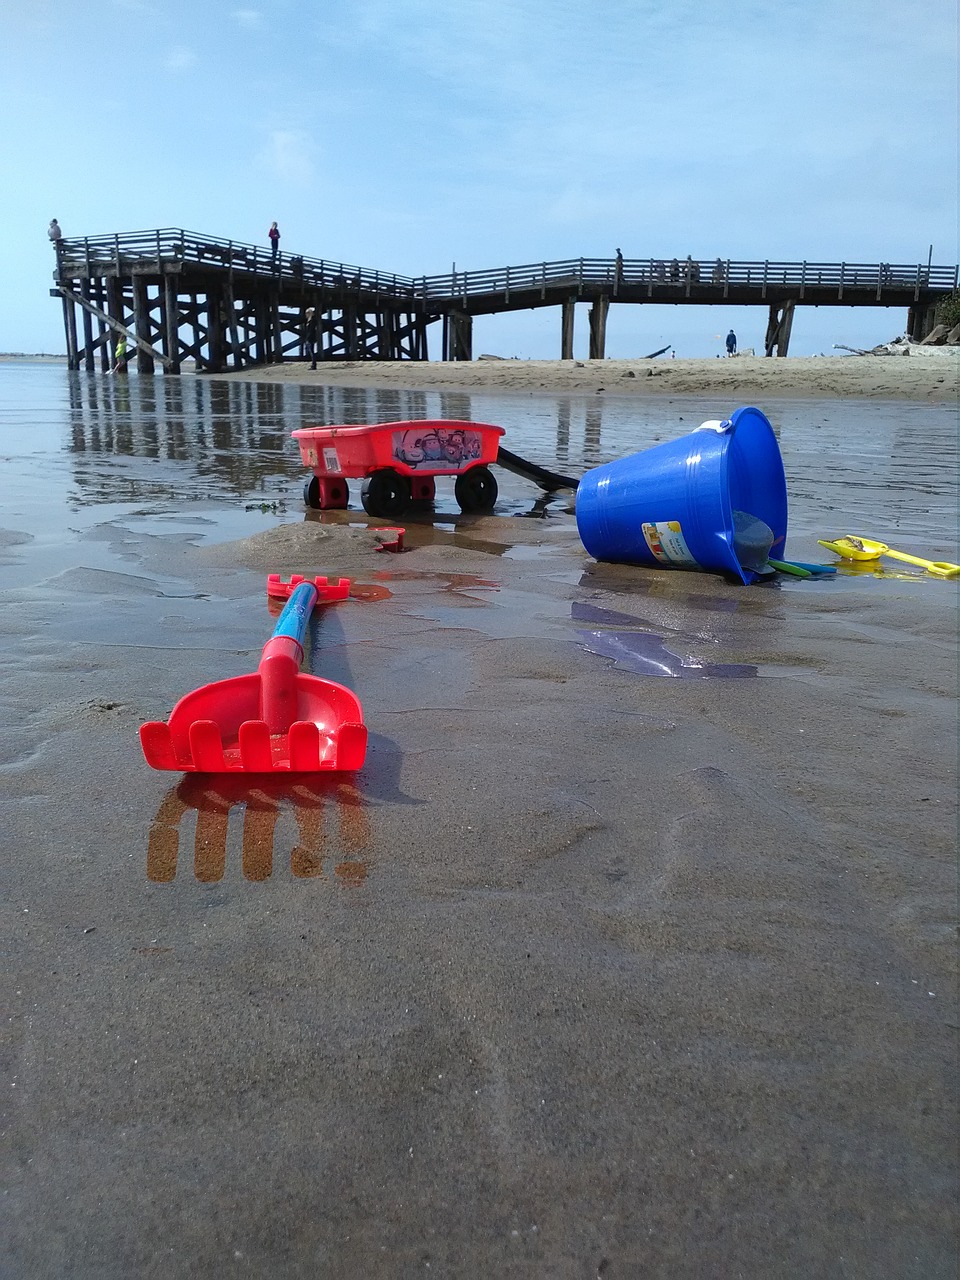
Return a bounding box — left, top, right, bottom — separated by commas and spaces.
764, 300, 796, 357
95, 279, 110, 371
162, 274, 181, 374
225, 284, 242, 369
561, 297, 576, 359
80, 279, 95, 371
270, 290, 283, 363
588, 295, 608, 360
207, 284, 226, 372
62, 288, 79, 370
132, 276, 154, 374
445, 311, 472, 361
907, 301, 938, 341
105, 277, 124, 367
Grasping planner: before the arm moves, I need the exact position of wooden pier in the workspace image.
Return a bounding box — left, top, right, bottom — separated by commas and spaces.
52, 230, 958, 372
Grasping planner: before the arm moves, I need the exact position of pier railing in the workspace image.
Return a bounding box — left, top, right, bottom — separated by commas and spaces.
56, 230, 958, 305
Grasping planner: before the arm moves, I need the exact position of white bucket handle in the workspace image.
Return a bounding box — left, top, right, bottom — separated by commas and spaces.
694, 419, 733, 435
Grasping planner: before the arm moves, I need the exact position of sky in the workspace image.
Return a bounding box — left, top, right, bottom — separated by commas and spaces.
1, 0, 956, 358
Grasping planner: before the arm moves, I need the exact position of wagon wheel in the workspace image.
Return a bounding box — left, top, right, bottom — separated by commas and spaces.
304, 475, 350, 510
304, 476, 321, 509
360, 468, 411, 518
454, 465, 498, 513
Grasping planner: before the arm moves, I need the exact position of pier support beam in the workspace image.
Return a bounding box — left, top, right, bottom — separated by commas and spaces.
80, 279, 95, 371
906, 302, 938, 342
588, 296, 608, 360
445, 311, 473, 361
61, 287, 79, 370
561, 298, 576, 359
132, 276, 154, 374
162, 274, 181, 374
764, 299, 796, 357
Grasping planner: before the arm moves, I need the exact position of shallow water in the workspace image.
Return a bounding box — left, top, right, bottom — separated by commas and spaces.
2, 361, 956, 556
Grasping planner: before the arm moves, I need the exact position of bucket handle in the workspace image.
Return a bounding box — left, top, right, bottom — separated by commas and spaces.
694, 419, 732, 435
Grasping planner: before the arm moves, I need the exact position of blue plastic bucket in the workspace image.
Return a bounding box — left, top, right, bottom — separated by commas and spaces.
575, 406, 788, 584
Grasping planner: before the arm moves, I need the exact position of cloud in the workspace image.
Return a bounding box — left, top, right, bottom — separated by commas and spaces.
258, 130, 317, 184
165, 46, 197, 71
232, 8, 262, 29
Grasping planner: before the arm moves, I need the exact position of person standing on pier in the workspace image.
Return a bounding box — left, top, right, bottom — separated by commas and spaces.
48, 218, 62, 243
725, 328, 737, 356
269, 221, 280, 266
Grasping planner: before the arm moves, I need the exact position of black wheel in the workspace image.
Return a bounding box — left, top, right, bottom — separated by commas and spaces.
360, 468, 411, 518
304, 475, 321, 509
454, 465, 498, 513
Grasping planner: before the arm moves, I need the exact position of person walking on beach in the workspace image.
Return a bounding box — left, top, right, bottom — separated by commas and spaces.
112, 332, 129, 374
48, 218, 62, 244
268, 221, 280, 266
725, 329, 737, 356
304, 307, 319, 369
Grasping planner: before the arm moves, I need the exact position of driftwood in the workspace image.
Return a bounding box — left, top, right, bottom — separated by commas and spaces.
832, 343, 873, 356
643, 344, 672, 359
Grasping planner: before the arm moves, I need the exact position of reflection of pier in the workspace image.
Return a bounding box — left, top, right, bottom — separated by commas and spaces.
64, 374, 434, 504
63, 373, 621, 504
53, 229, 959, 371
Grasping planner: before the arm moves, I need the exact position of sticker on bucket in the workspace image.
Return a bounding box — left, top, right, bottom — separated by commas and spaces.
322, 446, 341, 473
642, 520, 700, 567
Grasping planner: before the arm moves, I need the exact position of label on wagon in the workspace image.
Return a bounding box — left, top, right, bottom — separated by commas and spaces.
391, 425, 484, 471
642, 520, 699, 567
322, 446, 341, 473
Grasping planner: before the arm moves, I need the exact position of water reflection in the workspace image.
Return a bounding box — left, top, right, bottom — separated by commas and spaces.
572, 599, 758, 678
56, 372, 960, 548
577, 628, 758, 679
146, 774, 371, 883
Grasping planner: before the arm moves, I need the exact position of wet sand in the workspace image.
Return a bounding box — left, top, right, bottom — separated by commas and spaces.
1, 364, 957, 1277
223, 348, 960, 402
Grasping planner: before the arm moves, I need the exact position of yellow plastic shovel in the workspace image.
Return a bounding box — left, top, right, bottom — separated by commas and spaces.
817, 536, 960, 579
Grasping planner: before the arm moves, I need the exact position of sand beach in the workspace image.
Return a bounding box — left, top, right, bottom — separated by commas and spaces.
222, 347, 960, 402
1, 357, 957, 1277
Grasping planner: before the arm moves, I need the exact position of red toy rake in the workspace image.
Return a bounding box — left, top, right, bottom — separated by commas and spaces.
140, 579, 366, 774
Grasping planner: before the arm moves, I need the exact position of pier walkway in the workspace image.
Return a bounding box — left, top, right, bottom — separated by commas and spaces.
51, 229, 958, 373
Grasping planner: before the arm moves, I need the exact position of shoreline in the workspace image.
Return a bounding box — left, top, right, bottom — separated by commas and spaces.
219, 352, 959, 401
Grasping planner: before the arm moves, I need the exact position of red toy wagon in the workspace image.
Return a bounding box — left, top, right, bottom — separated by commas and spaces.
291, 419, 505, 518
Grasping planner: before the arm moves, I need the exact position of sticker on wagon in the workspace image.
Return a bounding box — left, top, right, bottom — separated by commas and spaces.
642, 520, 700, 567
322, 446, 341, 473
392, 425, 483, 471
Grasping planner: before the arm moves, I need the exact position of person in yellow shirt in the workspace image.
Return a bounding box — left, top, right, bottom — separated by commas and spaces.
112, 332, 129, 374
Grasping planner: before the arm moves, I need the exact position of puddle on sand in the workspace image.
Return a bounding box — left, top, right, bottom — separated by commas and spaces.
577, 629, 758, 679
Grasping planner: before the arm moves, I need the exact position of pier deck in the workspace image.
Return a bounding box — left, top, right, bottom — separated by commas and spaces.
51, 229, 958, 372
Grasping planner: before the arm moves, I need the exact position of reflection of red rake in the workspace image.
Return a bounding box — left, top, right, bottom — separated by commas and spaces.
140, 580, 367, 774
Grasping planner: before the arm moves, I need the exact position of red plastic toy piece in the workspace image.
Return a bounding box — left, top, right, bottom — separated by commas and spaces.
266, 573, 351, 602
372, 528, 405, 553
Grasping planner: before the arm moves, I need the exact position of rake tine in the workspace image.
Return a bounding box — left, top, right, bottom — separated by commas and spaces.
288, 721, 323, 771
336, 723, 368, 771
140, 721, 181, 771
238, 720, 275, 771
188, 721, 227, 772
